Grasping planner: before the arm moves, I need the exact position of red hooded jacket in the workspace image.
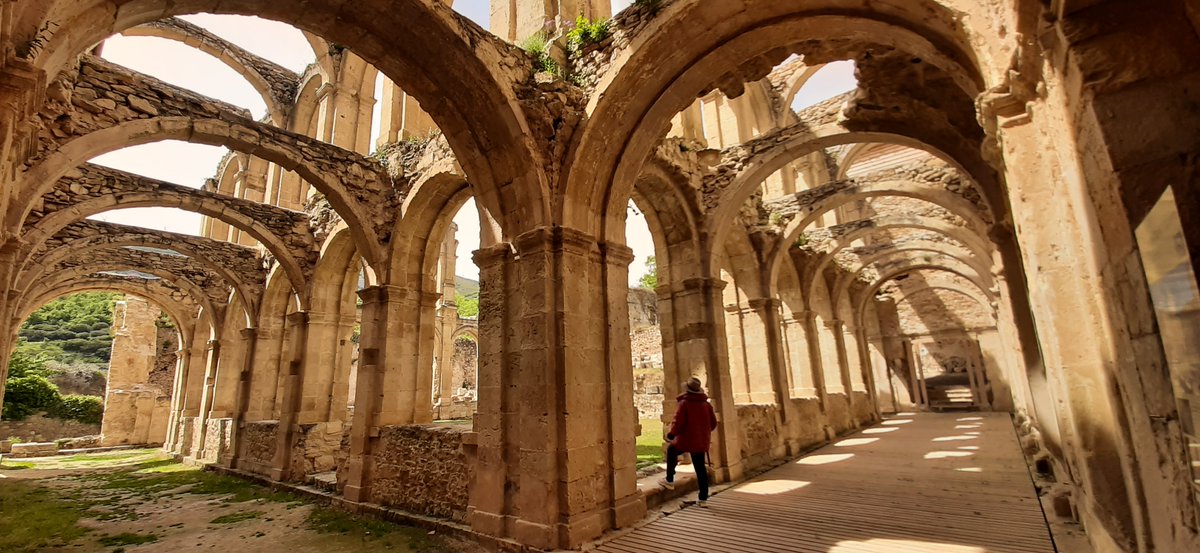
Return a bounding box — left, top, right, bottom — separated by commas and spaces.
668, 391, 718, 453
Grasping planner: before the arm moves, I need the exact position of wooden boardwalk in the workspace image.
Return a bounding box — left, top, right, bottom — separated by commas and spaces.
597, 412, 1056, 553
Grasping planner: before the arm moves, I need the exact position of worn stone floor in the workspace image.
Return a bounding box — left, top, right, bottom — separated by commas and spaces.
595, 412, 1056, 553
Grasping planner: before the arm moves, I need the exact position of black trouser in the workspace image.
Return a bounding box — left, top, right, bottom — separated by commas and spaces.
665, 445, 709, 501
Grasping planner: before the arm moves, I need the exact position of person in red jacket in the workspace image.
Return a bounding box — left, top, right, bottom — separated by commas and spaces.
660, 376, 718, 506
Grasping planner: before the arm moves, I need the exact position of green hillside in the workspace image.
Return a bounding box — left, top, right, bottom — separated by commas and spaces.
454, 275, 479, 299
19, 292, 119, 364
454, 276, 479, 319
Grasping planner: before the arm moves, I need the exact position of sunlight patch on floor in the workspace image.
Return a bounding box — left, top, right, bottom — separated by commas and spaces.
795, 453, 854, 465
933, 435, 978, 442
735, 479, 811, 495
829, 538, 987, 552
834, 437, 879, 447
861, 427, 899, 434
925, 450, 974, 459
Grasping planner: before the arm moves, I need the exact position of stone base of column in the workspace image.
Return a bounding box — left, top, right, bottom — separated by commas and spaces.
611, 493, 647, 529
342, 484, 366, 502
468, 510, 511, 538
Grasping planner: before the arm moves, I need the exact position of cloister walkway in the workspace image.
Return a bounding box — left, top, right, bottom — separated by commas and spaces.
597, 412, 1056, 553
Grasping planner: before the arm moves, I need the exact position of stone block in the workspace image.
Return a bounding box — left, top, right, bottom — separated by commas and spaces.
9, 441, 59, 458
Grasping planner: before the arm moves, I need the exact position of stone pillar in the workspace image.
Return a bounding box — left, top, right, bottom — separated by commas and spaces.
466, 228, 644, 550
244, 326, 282, 422
433, 223, 459, 409
270, 311, 308, 480
297, 311, 340, 424
747, 297, 792, 415
328, 314, 357, 421
466, 244, 514, 540
491, 0, 612, 42
101, 297, 159, 446
376, 78, 403, 147
853, 323, 882, 421
722, 301, 752, 403
781, 314, 817, 397
658, 277, 744, 482
800, 310, 830, 402
841, 319, 866, 392
343, 284, 437, 499
165, 346, 193, 452
828, 319, 851, 395
228, 327, 258, 469
193, 338, 222, 455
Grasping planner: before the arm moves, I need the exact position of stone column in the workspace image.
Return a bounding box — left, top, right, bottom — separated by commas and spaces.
781, 314, 817, 397
270, 311, 308, 480
328, 313, 358, 421
490, 0, 612, 42
466, 244, 514, 540
659, 277, 744, 482
228, 327, 258, 469
343, 284, 436, 500
853, 324, 882, 421
433, 224, 459, 409
747, 297, 792, 416
297, 311, 340, 424
193, 339, 222, 451
828, 319, 852, 395
165, 346, 193, 452
800, 310, 830, 402
244, 326, 282, 422
466, 228, 645, 550
101, 297, 158, 446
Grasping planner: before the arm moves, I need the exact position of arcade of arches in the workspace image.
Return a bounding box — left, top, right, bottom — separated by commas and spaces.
0, 1, 1198, 552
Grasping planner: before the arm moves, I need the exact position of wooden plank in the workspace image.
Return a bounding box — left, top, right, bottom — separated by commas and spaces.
597, 412, 1056, 553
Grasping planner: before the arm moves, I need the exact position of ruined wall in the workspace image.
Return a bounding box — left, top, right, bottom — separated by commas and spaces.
0, 413, 99, 442
628, 288, 658, 328
288, 421, 348, 479
633, 370, 663, 420
200, 418, 232, 463
366, 424, 470, 522
734, 395, 870, 473
896, 289, 995, 335
101, 296, 172, 446
238, 421, 278, 476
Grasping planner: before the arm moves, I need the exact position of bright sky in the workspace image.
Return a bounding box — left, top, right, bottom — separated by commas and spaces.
89, 2, 851, 286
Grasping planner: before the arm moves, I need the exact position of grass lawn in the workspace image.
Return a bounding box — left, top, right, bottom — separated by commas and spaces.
636, 418, 665, 469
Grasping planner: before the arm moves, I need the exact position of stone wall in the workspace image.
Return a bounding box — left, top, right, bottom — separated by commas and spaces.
733, 394, 876, 474
0, 412, 100, 442
630, 325, 662, 369
238, 421, 278, 476
287, 421, 348, 479
366, 424, 470, 522
627, 288, 658, 328
449, 338, 477, 395
101, 296, 172, 446
173, 416, 196, 456
633, 370, 663, 420
200, 418, 232, 463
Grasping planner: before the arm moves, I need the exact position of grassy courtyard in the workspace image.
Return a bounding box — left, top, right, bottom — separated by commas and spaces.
0, 449, 472, 553
636, 418, 666, 470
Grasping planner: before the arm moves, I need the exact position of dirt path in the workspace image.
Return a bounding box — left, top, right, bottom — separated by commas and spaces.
0, 449, 480, 553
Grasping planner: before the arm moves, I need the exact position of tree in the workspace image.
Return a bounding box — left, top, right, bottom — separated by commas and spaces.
638, 256, 658, 290
457, 297, 479, 319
